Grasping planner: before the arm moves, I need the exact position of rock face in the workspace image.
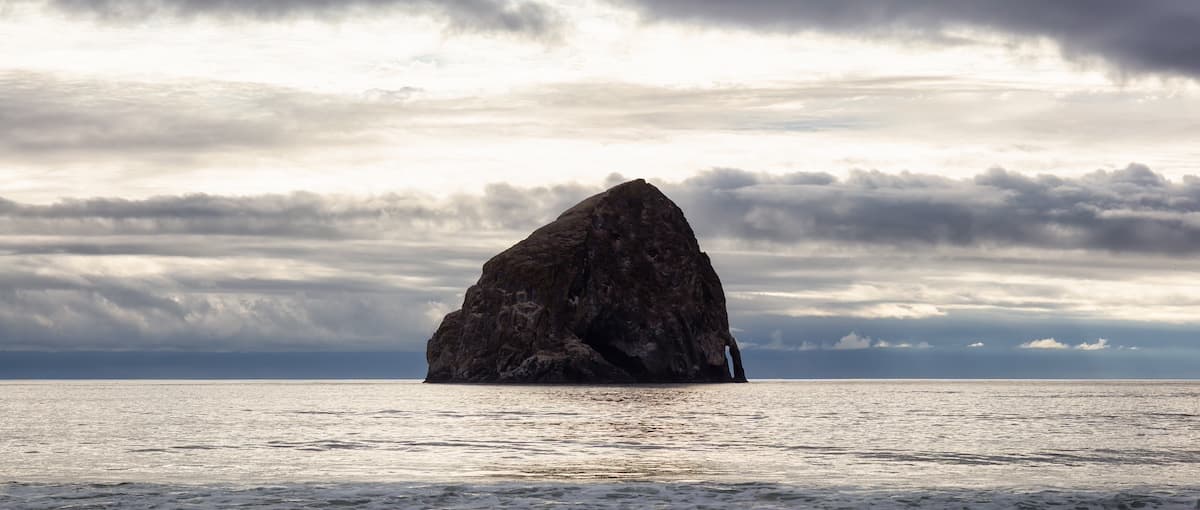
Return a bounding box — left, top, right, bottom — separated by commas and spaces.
425, 179, 747, 383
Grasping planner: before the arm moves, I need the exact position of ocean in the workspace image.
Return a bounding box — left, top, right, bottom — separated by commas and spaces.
2, 380, 1198, 509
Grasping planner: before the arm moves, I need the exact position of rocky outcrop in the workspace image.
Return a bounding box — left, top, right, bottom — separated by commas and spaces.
425, 179, 747, 383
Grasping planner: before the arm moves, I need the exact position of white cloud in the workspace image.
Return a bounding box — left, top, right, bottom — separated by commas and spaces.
831, 331, 872, 350
873, 339, 932, 349
753, 333, 929, 351
740, 329, 821, 351
1074, 338, 1110, 351
425, 301, 454, 328
1020, 337, 1111, 351
857, 303, 945, 319
4, 0, 1200, 205
1020, 338, 1069, 349
967, 342, 985, 348
762, 329, 791, 350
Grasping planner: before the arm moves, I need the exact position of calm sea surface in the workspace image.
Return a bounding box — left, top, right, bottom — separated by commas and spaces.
2, 380, 1198, 509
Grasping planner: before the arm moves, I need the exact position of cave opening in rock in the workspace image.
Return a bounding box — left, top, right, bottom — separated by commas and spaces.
582, 316, 650, 382
725, 345, 732, 377
726, 343, 747, 382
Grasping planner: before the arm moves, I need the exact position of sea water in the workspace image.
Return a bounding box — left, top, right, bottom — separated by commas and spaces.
2, 380, 1198, 509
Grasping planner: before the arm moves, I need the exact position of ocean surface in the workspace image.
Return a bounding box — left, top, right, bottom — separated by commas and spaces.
2, 380, 1198, 509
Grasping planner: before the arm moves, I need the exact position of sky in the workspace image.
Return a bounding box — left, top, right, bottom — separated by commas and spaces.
2, 0, 1200, 377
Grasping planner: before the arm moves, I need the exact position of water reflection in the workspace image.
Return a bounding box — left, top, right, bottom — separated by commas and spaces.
3, 380, 1198, 489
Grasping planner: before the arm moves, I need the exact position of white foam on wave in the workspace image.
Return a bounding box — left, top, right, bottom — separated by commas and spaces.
3, 482, 1197, 510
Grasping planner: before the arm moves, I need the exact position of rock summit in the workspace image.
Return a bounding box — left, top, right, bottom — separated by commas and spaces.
425, 179, 747, 383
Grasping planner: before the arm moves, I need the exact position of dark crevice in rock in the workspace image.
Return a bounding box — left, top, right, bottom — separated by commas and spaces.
582, 314, 647, 381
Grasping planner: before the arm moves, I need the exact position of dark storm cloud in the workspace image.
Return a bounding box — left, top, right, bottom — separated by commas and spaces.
615, 0, 1200, 78
0, 233, 498, 351
6, 166, 1200, 352
0, 184, 595, 238
670, 165, 1200, 255
6, 165, 1200, 253
45, 0, 560, 35
0, 283, 451, 351
0, 184, 596, 351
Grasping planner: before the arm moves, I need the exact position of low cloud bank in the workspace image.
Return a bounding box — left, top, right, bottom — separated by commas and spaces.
1021, 337, 1119, 351
672, 165, 1200, 255
0, 183, 595, 238
3, 167, 1198, 351
743, 331, 932, 351
9, 165, 1200, 256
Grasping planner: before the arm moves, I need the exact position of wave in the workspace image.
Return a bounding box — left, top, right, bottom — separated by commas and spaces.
3, 482, 1197, 510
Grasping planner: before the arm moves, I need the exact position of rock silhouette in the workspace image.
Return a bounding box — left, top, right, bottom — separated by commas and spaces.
425, 179, 747, 383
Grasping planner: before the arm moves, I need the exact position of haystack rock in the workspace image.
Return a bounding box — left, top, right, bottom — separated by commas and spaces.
425, 179, 747, 383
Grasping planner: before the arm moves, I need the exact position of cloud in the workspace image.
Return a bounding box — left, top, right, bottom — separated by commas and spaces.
43, 0, 561, 36
0, 72, 504, 163
877, 341, 932, 349
0, 183, 603, 351
7, 172, 1200, 352
0, 185, 597, 239
0, 73, 901, 162
1021, 337, 1112, 350
745, 331, 936, 351
740, 329, 820, 351
0, 72, 380, 158
967, 342, 985, 348
1075, 338, 1110, 351
0, 277, 455, 351
4, 72, 1195, 203
1020, 338, 1069, 349
669, 165, 1200, 256
831, 331, 872, 350
614, 0, 1200, 78
424, 300, 455, 328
